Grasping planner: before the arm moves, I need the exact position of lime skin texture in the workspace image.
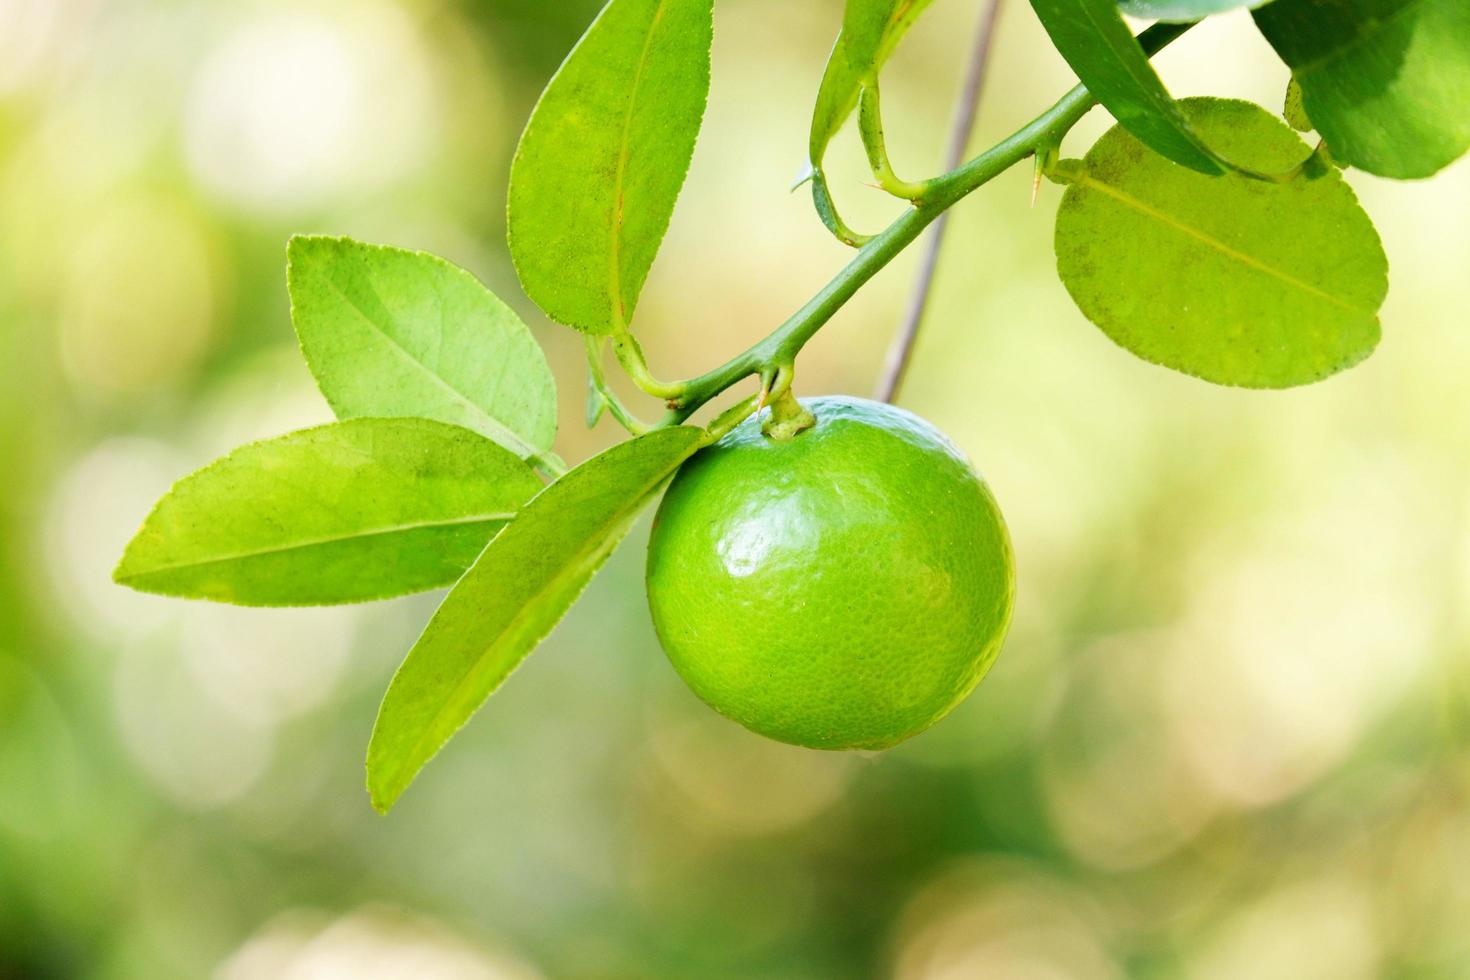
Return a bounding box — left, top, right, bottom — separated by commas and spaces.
646, 395, 1015, 750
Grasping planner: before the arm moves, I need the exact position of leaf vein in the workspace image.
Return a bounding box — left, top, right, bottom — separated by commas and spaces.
317, 273, 541, 459
383, 456, 685, 802
608, 0, 669, 331
1075, 173, 1371, 315
1290, 0, 1427, 75
121, 512, 516, 579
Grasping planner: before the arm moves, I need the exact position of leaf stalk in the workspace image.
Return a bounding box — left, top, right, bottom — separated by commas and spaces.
611, 332, 687, 400
858, 82, 930, 202
810, 170, 876, 247
585, 336, 653, 435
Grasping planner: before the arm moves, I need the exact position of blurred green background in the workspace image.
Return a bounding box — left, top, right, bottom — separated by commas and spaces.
3, 1, 1470, 977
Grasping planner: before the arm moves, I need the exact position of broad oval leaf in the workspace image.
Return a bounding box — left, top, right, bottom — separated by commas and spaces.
114, 419, 543, 606
1118, 0, 1264, 21
1254, 0, 1470, 179
808, 0, 935, 177
366, 426, 705, 812
1054, 98, 1387, 388
287, 236, 558, 464
508, 0, 713, 334
1030, 0, 1232, 175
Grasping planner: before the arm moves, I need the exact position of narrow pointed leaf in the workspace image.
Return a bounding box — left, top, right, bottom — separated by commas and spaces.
508, 0, 713, 334
366, 426, 705, 812
1254, 0, 1470, 179
287, 236, 558, 463
1030, 0, 1236, 175
114, 419, 543, 606
1054, 98, 1387, 388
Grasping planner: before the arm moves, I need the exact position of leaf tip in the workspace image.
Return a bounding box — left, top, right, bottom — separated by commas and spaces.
111, 526, 152, 591
285, 234, 353, 282
367, 788, 396, 815
110, 555, 134, 588
285, 232, 322, 265
365, 754, 402, 815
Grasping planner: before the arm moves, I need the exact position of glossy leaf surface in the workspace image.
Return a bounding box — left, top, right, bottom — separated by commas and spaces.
114, 419, 542, 606
366, 426, 705, 812
1030, 0, 1228, 174
288, 237, 557, 462
1054, 98, 1387, 388
1254, 0, 1470, 179
508, 0, 713, 334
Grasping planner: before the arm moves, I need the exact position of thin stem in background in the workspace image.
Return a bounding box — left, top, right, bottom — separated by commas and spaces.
875, 0, 1005, 404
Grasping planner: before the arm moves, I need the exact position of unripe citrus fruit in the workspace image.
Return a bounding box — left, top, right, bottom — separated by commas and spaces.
646, 395, 1014, 750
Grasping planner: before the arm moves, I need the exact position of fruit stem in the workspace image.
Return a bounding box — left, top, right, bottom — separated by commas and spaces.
652, 19, 1195, 427
761, 388, 815, 441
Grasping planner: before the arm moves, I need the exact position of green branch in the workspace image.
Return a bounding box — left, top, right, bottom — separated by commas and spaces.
654, 20, 1193, 426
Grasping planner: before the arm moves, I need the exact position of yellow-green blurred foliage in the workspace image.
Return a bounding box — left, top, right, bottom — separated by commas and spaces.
3, 1, 1470, 977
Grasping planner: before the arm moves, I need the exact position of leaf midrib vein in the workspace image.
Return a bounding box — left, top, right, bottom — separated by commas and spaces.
318, 274, 540, 459
122, 512, 515, 578
1289, 0, 1427, 75
379, 451, 691, 802
1076, 173, 1372, 315
608, 0, 669, 330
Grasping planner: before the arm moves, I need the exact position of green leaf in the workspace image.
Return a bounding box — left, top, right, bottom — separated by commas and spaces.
114, 419, 543, 607
808, 0, 935, 177
842, 0, 934, 70
1029, 0, 1238, 175
1053, 98, 1387, 388
1253, 0, 1470, 179
507, 0, 713, 334
366, 426, 705, 812
1118, 0, 1264, 21
287, 237, 558, 464
1283, 75, 1313, 132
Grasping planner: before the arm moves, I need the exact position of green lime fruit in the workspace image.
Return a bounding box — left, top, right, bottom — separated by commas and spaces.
646, 395, 1015, 750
